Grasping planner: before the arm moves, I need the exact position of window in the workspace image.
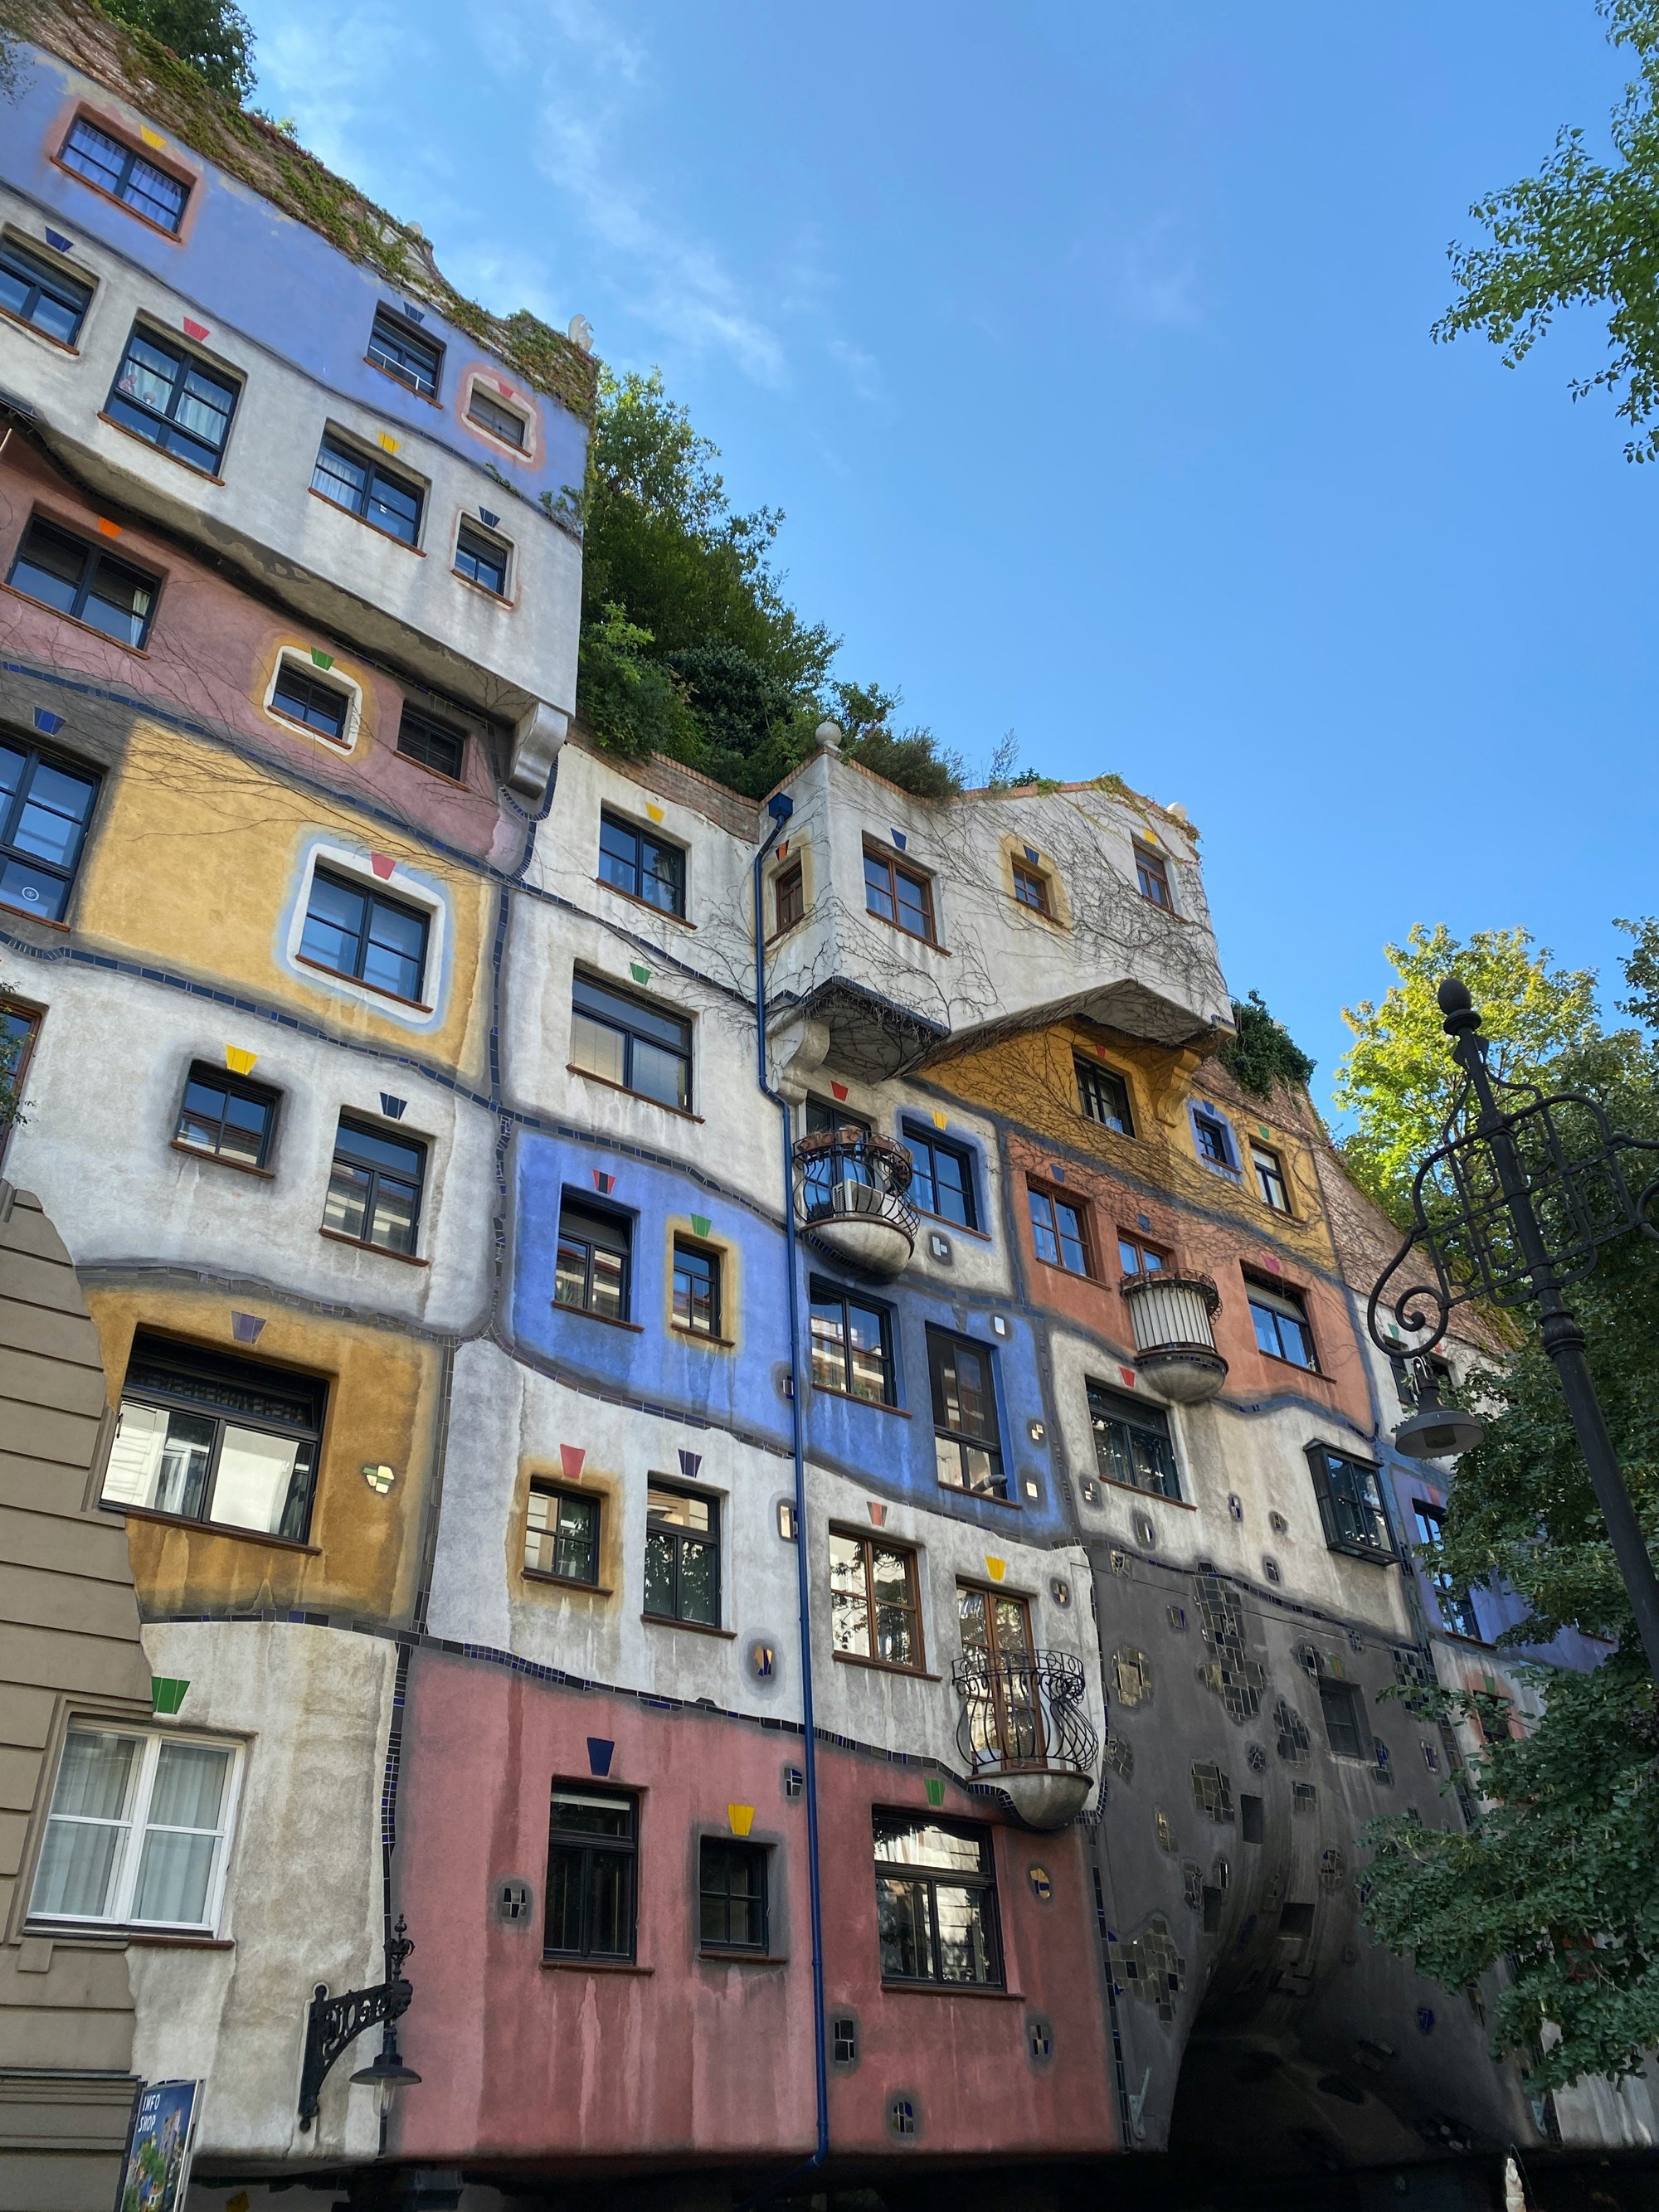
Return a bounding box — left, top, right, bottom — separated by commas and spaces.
1193, 1111, 1233, 1167
830, 1530, 922, 1668
958, 1583, 1039, 1762
598, 811, 685, 917
1306, 1444, 1393, 1560
555, 1195, 630, 1320
1248, 1279, 1318, 1370
1253, 1142, 1290, 1213
299, 868, 430, 1003
1317, 1678, 1369, 1761
1413, 1501, 1481, 1639
773, 860, 804, 934
0, 735, 100, 922
1391, 1352, 1452, 1411
270, 661, 352, 744
525, 1481, 600, 1585
366, 306, 440, 398
1134, 842, 1172, 908
324, 1116, 426, 1255
466, 384, 528, 446
312, 432, 422, 546
1077, 1057, 1133, 1135
545, 1786, 635, 1960
8, 515, 158, 649
60, 118, 189, 231
1, 1000, 41, 1159
1087, 1380, 1181, 1500
29, 1727, 236, 1930
570, 973, 691, 1110
700, 1838, 767, 1952
864, 848, 935, 941
455, 521, 508, 596
671, 1240, 720, 1337
101, 1332, 324, 1541
1029, 1183, 1091, 1276
645, 1484, 719, 1626
927, 1330, 1005, 1500
396, 704, 466, 780
106, 328, 238, 474
810, 1280, 894, 1404
0, 236, 92, 344
173, 1060, 277, 1169
873, 1812, 1002, 1987
1010, 858, 1050, 914
1117, 1229, 1167, 1277
902, 1123, 977, 1229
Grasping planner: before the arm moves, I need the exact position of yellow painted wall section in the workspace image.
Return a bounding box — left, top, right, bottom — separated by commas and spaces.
85, 1287, 440, 1622
71, 721, 492, 1080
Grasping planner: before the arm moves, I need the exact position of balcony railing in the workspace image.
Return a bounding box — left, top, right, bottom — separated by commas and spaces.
951, 1648, 1099, 1829
1120, 1270, 1228, 1403
792, 1127, 918, 1279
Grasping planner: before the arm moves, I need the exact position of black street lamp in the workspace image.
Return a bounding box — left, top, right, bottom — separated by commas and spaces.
1367, 976, 1659, 1680
298, 1916, 420, 2129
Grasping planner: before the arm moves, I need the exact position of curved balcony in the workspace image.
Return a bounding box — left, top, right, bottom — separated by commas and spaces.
951, 1649, 1099, 1830
1121, 1271, 1228, 1403
792, 1128, 917, 1279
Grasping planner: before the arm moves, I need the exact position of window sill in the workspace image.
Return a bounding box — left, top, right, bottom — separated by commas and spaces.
363, 355, 443, 406
811, 1385, 908, 1417
880, 1980, 1022, 2001
267, 702, 352, 749
452, 566, 517, 611
1325, 1542, 1396, 1567
1034, 1256, 1099, 1286
169, 1139, 275, 1179
0, 308, 80, 355
25, 1922, 231, 1947
0, 895, 73, 934
641, 1612, 736, 1641
294, 952, 434, 1014
100, 1501, 321, 1553
394, 746, 469, 789
542, 1957, 652, 1975
670, 1325, 736, 1349
1090, 1470, 1197, 1511
1, 580, 153, 659
832, 1650, 941, 1683
917, 1211, 990, 1242
698, 1948, 786, 1966
96, 411, 226, 484
593, 877, 696, 930
566, 1063, 703, 1122
552, 1301, 644, 1334
1255, 1350, 1331, 1382
307, 486, 426, 554
937, 1475, 1021, 1509
319, 1227, 429, 1267
51, 153, 191, 241
864, 907, 950, 956
523, 1568, 613, 1596
764, 916, 805, 946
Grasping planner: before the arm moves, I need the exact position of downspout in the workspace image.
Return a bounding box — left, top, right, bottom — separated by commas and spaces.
741, 788, 830, 2205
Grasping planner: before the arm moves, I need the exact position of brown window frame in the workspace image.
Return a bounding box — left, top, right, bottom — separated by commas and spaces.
862, 844, 937, 945
1134, 843, 1172, 908
1026, 1179, 1094, 1278
1116, 1228, 1170, 1279
1010, 859, 1050, 916
773, 858, 804, 934
829, 1526, 927, 1673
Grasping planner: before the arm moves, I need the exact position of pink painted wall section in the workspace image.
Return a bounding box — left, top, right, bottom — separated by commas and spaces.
0, 444, 521, 868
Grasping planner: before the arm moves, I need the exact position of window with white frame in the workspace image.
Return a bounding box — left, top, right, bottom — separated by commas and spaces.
29, 1725, 239, 1931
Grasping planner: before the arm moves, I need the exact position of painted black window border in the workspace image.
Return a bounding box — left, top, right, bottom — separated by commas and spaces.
1252, 1141, 1291, 1213
366, 305, 442, 399
926, 1327, 1007, 1501
395, 703, 466, 781
671, 1237, 721, 1337
872, 1809, 1004, 1989
901, 1121, 978, 1230
554, 1193, 633, 1321
7, 514, 160, 650
311, 430, 424, 546
1411, 1498, 1481, 1641
1306, 1441, 1393, 1562
644, 1480, 721, 1626
698, 1836, 769, 1953
544, 1783, 637, 1961
597, 809, 687, 918
466, 382, 528, 447
1247, 1275, 1319, 1372
525, 1479, 601, 1587
569, 970, 693, 1111
455, 520, 508, 596
0, 234, 92, 345
270, 661, 351, 743
173, 1057, 279, 1169
808, 1276, 897, 1406
325, 1113, 427, 1256
1087, 1378, 1181, 1502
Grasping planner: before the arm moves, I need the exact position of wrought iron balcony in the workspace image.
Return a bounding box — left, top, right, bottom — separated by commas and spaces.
951, 1648, 1099, 1830
792, 1126, 918, 1279
1120, 1271, 1228, 1403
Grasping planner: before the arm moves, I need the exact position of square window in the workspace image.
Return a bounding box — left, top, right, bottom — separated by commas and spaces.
545, 1785, 636, 1959
0, 235, 93, 345
1248, 1278, 1318, 1371
1306, 1443, 1393, 1560
1010, 859, 1050, 914
395, 704, 466, 780
809, 1279, 895, 1404
901, 1122, 977, 1229
0, 727, 102, 922
101, 1331, 324, 1542
455, 520, 509, 596
8, 515, 158, 652
1318, 1677, 1369, 1760
1253, 1143, 1290, 1213
60, 118, 189, 231
927, 1329, 1005, 1500
324, 1114, 426, 1256
1117, 1230, 1167, 1277
299, 867, 431, 1003
270, 661, 352, 744
312, 431, 423, 545
466, 385, 527, 446
173, 1059, 277, 1169
672, 1239, 721, 1337
1087, 1379, 1181, 1501
773, 860, 804, 934
830, 1530, 923, 1669
699, 1838, 768, 1952
367, 306, 441, 398
525, 1482, 600, 1585
571, 972, 691, 1110
873, 1811, 1002, 1987
597, 811, 686, 917
30, 1725, 238, 1930
555, 1194, 632, 1321
645, 1483, 719, 1626
1076, 1057, 1133, 1135
106, 326, 239, 474
1028, 1182, 1091, 1276
1134, 843, 1172, 908
864, 848, 935, 941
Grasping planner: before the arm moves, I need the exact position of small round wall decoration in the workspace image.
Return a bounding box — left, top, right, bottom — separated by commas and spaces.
362, 1463, 397, 1495
1027, 1864, 1053, 1902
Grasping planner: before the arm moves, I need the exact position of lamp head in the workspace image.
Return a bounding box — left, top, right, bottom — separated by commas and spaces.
1394, 1386, 1485, 1461
349, 2032, 421, 2093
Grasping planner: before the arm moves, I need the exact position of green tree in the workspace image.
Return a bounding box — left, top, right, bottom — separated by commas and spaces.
1333, 923, 1600, 1223
1434, 0, 1659, 461
100, 0, 256, 100
1218, 989, 1316, 1101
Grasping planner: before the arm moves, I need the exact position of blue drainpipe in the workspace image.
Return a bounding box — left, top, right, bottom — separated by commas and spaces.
741, 790, 829, 2205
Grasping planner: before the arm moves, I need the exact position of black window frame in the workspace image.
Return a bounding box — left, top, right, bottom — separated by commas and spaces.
1317, 1677, 1370, 1761
554, 1194, 633, 1322
644, 1481, 721, 1626
0, 234, 93, 345
366, 306, 442, 400
299, 866, 431, 1005
0, 728, 103, 925
671, 1237, 721, 1338
1306, 1442, 1394, 1561
927, 1327, 1007, 1501
901, 1121, 978, 1230
311, 430, 424, 547
454, 520, 509, 597
597, 810, 687, 918
103, 1331, 325, 1543
324, 1114, 427, 1257
863, 846, 936, 942
7, 514, 159, 652
1076, 1057, 1134, 1135
698, 1836, 769, 1953
465, 382, 528, 447
59, 117, 190, 232
569, 971, 693, 1111
173, 1058, 278, 1170
395, 704, 467, 780
1193, 1111, 1233, 1166
1391, 1351, 1453, 1412
524, 1479, 601, 1587
544, 1784, 637, 1962
873, 1810, 1004, 1989
105, 323, 239, 475
773, 858, 804, 934
1028, 1179, 1092, 1276
269, 660, 352, 744
1087, 1379, 1181, 1501
1248, 1277, 1319, 1371
809, 1277, 896, 1406
1412, 1500, 1481, 1640
1253, 1141, 1291, 1212
1134, 842, 1173, 908
1, 997, 43, 1166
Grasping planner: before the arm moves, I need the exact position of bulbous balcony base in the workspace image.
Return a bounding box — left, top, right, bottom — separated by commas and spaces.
793, 1130, 918, 1281
988, 1766, 1094, 1831
1133, 1345, 1229, 1404
801, 1195, 916, 1279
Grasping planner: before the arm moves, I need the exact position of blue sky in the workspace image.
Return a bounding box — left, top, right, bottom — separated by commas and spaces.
247, 0, 1656, 1117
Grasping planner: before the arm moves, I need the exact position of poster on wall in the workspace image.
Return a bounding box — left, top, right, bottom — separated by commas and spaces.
114, 2079, 201, 2212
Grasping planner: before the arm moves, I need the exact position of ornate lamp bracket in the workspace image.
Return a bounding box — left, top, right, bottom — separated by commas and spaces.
298, 1918, 414, 2129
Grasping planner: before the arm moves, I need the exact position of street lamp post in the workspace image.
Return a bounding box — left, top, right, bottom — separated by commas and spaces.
1366, 976, 1659, 1680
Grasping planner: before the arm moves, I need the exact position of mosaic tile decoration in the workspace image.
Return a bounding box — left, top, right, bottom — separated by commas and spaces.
1319, 1845, 1346, 1894
1194, 1573, 1265, 1719
1393, 1646, 1432, 1689
1103, 1734, 1135, 1783
1113, 1648, 1152, 1706
1107, 1914, 1187, 2023
1198, 1656, 1265, 1723
1247, 1743, 1267, 1772
1292, 1782, 1318, 1815
1182, 1860, 1204, 1912
1190, 1762, 1234, 1823
1155, 1809, 1178, 1855
1274, 1697, 1313, 1764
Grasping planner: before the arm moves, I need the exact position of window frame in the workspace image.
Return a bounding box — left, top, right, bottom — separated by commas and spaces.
1306, 1442, 1394, 1561
544, 1784, 637, 1962
366, 305, 442, 399
58, 116, 192, 234
862, 844, 937, 944
1192, 1109, 1235, 1169
395, 703, 467, 780
7, 513, 160, 652
1317, 1677, 1370, 1761
830, 1527, 926, 1672
0, 728, 103, 924
1252, 1141, 1291, 1213
524, 1479, 602, 1587
597, 810, 688, 919
1010, 858, 1051, 915
298, 865, 431, 1006
1027, 1179, 1093, 1277
872, 1810, 1004, 1990
901, 1121, 978, 1230
324, 1113, 427, 1257
27, 1723, 241, 1933
1, 996, 44, 1165
0, 233, 93, 346
1412, 1500, 1482, 1640
554, 1194, 633, 1322
173, 1058, 279, 1172
454, 519, 510, 598
311, 430, 425, 547
465, 381, 530, 449
1116, 1228, 1170, 1279
1248, 1276, 1320, 1372
569, 970, 693, 1111
927, 1327, 1008, 1501
1133, 841, 1173, 909
268, 660, 353, 746
772, 858, 805, 936
105, 323, 240, 475
1087, 1378, 1182, 1501
670, 1237, 722, 1339
698, 1836, 770, 1954
643, 1480, 721, 1627
808, 1277, 897, 1406
1076, 1057, 1134, 1136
